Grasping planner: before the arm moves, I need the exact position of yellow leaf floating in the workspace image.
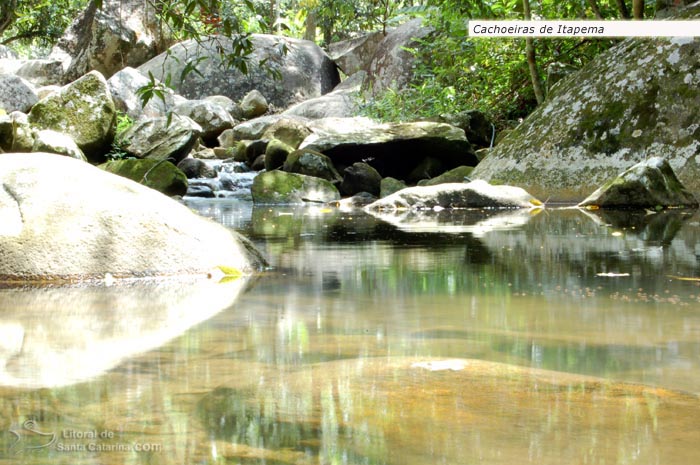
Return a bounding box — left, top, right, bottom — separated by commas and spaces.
216, 265, 242, 283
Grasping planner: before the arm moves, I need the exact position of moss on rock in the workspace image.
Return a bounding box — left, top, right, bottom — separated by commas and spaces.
100, 158, 188, 196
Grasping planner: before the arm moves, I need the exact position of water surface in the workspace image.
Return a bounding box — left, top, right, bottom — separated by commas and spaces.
1, 201, 699, 464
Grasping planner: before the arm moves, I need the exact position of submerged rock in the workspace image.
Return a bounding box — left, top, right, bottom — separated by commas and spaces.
366, 180, 542, 211
0, 153, 265, 282
251, 170, 340, 204
578, 157, 698, 209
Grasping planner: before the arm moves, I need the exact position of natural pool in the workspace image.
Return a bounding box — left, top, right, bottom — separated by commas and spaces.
1, 200, 699, 464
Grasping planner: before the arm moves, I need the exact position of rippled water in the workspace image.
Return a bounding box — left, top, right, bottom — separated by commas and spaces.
1, 200, 700, 464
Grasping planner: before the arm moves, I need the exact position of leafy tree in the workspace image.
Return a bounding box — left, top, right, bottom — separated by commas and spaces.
0, 0, 90, 49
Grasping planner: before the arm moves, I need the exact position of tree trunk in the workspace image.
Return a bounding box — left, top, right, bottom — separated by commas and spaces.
587, 0, 604, 19
522, 0, 545, 105
0, 0, 18, 35
616, 0, 631, 18
304, 9, 317, 42
632, 0, 644, 19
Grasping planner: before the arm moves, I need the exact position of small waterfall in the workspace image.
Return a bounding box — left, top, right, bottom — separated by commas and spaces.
186, 160, 260, 200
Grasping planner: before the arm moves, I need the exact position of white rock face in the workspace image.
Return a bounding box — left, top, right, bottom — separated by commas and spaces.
365, 180, 543, 211
0, 153, 265, 282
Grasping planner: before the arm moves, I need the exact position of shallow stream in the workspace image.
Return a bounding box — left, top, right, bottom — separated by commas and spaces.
1, 200, 699, 464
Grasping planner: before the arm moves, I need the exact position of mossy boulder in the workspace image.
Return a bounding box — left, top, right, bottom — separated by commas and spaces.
251, 170, 340, 204
578, 157, 698, 209
282, 148, 342, 182
118, 115, 202, 163
419, 166, 474, 187
261, 117, 311, 149
265, 138, 295, 171
472, 12, 700, 202
27, 71, 116, 162
340, 162, 382, 196
100, 158, 188, 196
380, 177, 407, 198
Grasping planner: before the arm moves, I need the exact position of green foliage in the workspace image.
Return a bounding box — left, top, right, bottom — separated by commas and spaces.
361, 0, 628, 127
0, 0, 89, 52
105, 112, 134, 161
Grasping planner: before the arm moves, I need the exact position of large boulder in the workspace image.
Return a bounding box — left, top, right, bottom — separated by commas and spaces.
138, 35, 340, 109
282, 148, 342, 182
472, 9, 700, 201
108, 67, 183, 120
100, 158, 188, 196
11, 59, 65, 87
174, 99, 235, 143
328, 32, 385, 76
0, 75, 38, 113
50, 0, 169, 83
0, 153, 265, 282
365, 180, 543, 211
578, 157, 698, 209
118, 115, 202, 163
366, 19, 432, 94
233, 114, 311, 141
177, 157, 217, 179
251, 170, 340, 204
283, 71, 365, 119
300, 118, 476, 179
340, 162, 382, 196
27, 71, 116, 162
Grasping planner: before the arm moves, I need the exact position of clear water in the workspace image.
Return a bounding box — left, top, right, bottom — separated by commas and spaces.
1, 200, 699, 464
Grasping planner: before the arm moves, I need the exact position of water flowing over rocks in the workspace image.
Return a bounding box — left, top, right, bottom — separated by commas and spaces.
0, 153, 266, 283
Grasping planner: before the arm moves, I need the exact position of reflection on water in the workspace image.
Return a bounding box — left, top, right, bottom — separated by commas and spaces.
1, 200, 700, 464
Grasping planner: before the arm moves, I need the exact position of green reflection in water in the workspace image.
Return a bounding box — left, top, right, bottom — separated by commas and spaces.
1, 203, 700, 464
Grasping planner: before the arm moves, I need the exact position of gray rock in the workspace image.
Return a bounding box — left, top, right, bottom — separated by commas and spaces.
177, 157, 217, 179
300, 118, 476, 180
366, 19, 432, 94
328, 32, 385, 75
546, 62, 578, 95
245, 139, 269, 166
204, 95, 240, 118
233, 114, 311, 140
261, 117, 312, 148
50, 0, 169, 83
0, 75, 38, 113
578, 157, 698, 209
408, 157, 444, 184
283, 148, 342, 182
0, 153, 264, 282
14, 59, 65, 86
118, 115, 202, 163
380, 177, 407, 198
252, 170, 340, 204
138, 35, 340, 109
32, 130, 86, 161
108, 67, 181, 119
471, 9, 700, 202
174, 99, 234, 142
366, 180, 543, 211
340, 162, 382, 196
240, 90, 268, 119
186, 184, 216, 198
27, 71, 116, 162
437, 110, 494, 149
36, 85, 61, 100
283, 71, 365, 119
